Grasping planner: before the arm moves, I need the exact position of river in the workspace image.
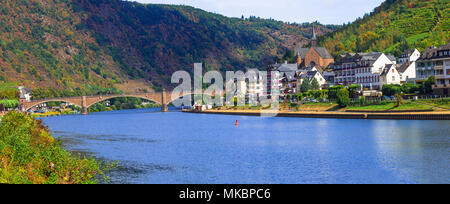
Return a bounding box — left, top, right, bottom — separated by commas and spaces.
40, 108, 450, 184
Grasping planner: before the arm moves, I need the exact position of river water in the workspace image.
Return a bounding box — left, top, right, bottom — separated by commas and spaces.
40, 108, 449, 184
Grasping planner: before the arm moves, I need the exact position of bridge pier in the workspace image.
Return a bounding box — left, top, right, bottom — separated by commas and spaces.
81, 96, 89, 115
161, 90, 168, 112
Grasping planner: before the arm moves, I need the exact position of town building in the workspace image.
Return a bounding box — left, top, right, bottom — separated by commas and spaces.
331, 52, 397, 90
271, 61, 299, 95
397, 61, 417, 83
266, 64, 282, 97
295, 47, 335, 69
380, 64, 401, 87
296, 70, 327, 93
395, 49, 420, 83
398, 49, 421, 64
322, 70, 335, 87
294, 27, 334, 69
18, 86, 32, 102
416, 44, 450, 95
245, 68, 265, 98
270, 61, 327, 94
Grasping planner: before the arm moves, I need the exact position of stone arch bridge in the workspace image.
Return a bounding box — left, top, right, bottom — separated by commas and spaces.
20, 90, 194, 115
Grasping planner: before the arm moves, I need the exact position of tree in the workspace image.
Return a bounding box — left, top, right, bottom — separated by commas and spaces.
337, 88, 350, 107
395, 93, 403, 107
311, 78, 320, 90
420, 76, 435, 94
300, 79, 312, 93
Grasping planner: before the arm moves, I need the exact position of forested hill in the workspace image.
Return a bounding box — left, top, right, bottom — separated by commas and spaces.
74, 0, 337, 89
0, 0, 337, 93
319, 0, 449, 57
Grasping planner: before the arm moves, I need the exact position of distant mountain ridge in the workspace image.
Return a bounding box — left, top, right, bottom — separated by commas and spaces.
0, 0, 337, 93
319, 0, 449, 57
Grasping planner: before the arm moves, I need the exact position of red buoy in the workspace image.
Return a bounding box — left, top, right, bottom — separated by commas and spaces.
235, 120, 239, 126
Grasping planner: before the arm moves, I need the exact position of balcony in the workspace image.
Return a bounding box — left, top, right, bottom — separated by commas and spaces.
433, 84, 448, 89
434, 65, 444, 70
435, 74, 446, 79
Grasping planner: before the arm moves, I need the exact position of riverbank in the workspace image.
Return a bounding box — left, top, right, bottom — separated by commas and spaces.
31, 109, 77, 117
183, 109, 450, 120
0, 111, 111, 184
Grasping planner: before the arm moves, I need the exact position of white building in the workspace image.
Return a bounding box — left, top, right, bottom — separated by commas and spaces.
332, 52, 396, 90
245, 68, 265, 97
18, 86, 32, 102
296, 70, 327, 92
380, 64, 401, 87
397, 62, 417, 83
398, 49, 421, 65
226, 68, 265, 99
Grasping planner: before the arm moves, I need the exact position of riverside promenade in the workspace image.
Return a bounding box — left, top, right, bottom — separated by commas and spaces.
182, 109, 450, 120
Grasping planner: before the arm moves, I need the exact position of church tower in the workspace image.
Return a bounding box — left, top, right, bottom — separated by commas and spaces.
311, 25, 317, 47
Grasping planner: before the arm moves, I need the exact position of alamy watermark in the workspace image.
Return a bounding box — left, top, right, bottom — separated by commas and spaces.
171, 63, 280, 117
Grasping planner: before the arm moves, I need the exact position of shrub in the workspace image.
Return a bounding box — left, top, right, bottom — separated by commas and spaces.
348, 84, 361, 98
328, 85, 345, 100
337, 88, 350, 107
359, 96, 366, 106
0, 111, 112, 184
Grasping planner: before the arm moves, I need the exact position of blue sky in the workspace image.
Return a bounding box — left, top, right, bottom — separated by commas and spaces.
132, 0, 385, 25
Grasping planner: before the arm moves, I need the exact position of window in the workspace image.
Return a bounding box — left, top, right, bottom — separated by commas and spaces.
392, 76, 395, 81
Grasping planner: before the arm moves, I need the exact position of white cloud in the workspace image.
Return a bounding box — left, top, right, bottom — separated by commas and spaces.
132, 0, 385, 24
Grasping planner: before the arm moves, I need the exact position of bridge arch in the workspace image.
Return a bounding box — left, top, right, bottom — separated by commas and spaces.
24, 98, 83, 112
85, 95, 163, 109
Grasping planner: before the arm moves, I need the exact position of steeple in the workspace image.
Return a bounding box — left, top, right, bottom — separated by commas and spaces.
311, 25, 317, 47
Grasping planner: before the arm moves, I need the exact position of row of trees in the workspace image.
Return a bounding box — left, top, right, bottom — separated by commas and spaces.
0, 100, 18, 110
300, 78, 321, 93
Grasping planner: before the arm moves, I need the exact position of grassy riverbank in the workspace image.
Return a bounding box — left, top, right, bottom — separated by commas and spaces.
209, 99, 449, 113
281, 100, 443, 112
346, 101, 434, 111
0, 111, 111, 184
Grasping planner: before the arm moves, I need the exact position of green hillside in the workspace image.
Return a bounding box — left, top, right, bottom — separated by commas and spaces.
0, 0, 337, 94
319, 0, 450, 57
